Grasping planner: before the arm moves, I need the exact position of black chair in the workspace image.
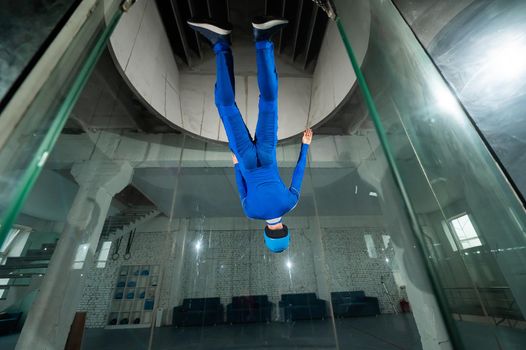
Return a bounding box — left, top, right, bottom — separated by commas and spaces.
172, 298, 224, 327
331, 291, 380, 318
227, 295, 273, 324
0, 312, 22, 335
279, 293, 327, 321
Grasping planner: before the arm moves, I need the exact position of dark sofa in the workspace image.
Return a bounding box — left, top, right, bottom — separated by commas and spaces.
0, 312, 22, 335
279, 293, 327, 321
172, 298, 224, 327
331, 291, 380, 317
227, 295, 273, 324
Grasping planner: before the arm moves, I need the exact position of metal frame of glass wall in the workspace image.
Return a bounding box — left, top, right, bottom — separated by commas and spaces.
334, 0, 526, 348
0, 0, 125, 246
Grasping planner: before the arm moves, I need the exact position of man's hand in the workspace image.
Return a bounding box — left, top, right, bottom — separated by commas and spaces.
302, 128, 313, 145
232, 153, 239, 165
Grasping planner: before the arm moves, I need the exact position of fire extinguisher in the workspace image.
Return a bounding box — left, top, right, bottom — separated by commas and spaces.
399, 299, 411, 313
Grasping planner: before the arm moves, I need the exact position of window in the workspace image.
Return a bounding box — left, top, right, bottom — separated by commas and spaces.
0, 227, 22, 254
96, 241, 112, 268
449, 214, 482, 249
0, 279, 8, 299
382, 234, 391, 249
0, 226, 31, 298
442, 221, 458, 252
72, 243, 90, 270
364, 234, 378, 258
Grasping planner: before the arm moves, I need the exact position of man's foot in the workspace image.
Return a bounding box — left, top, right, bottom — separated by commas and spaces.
187, 18, 232, 45
252, 16, 288, 42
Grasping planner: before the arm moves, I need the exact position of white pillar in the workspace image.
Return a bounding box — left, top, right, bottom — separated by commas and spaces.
16, 161, 133, 350
306, 217, 331, 307
165, 218, 189, 324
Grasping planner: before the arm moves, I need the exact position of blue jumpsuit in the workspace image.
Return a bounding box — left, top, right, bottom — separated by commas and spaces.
213, 40, 309, 223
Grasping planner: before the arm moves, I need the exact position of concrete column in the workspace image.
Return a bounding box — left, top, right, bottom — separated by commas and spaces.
16, 161, 133, 350
358, 159, 453, 350
305, 217, 331, 308
166, 218, 189, 324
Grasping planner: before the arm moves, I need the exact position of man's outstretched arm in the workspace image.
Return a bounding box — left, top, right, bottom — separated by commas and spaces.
290, 129, 313, 197
232, 154, 247, 201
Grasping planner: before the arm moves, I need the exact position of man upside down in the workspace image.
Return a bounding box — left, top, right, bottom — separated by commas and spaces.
188, 16, 313, 253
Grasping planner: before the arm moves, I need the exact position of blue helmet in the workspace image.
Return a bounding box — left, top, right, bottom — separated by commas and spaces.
264, 225, 290, 253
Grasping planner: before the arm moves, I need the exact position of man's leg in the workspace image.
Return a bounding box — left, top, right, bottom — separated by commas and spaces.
254, 40, 279, 167
214, 41, 257, 169
252, 17, 288, 166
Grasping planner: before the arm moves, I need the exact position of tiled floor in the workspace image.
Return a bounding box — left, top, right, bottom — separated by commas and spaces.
1, 315, 422, 350
80, 315, 422, 350
4, 314, 526, 349
456, 320, 526, 350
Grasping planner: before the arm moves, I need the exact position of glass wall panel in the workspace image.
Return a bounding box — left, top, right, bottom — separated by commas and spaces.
402, 0, 526, 201
5, 0, 526, 349
0, 0, 122, 247
0, 2, 442, 349
0, 47, 154, 349
142, 128, 432, 349
0, 1, 127, 348
335, 0, 526, 348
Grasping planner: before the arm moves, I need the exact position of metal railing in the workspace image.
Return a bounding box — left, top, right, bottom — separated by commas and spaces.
444, 286, 524, 327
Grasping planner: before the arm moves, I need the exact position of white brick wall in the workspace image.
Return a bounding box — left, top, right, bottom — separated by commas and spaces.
180, 228, 317, 314
323, 228, 398, 314
79, 216, 401, 327
78, 230, 172, 328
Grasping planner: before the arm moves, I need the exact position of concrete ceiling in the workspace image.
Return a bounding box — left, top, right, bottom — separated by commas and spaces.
156, 0, 328, 71
18, 0, 490, 228
108, 0, 367, 142
20, 169, 78, 222
66, 49, 176, 134
132, 166, 382, 218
